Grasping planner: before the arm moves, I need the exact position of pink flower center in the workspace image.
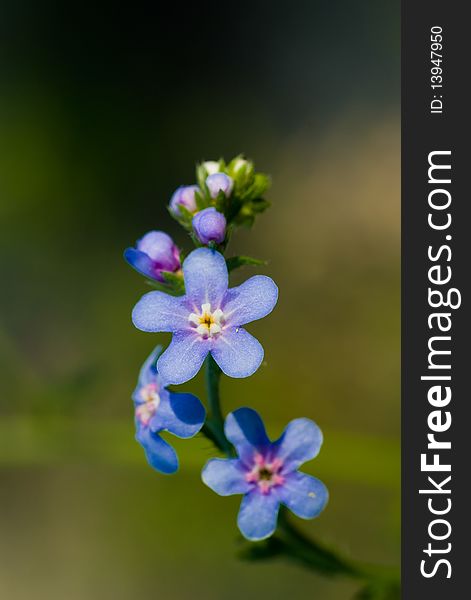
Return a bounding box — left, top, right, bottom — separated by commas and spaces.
245, 453, 285, 494
136, 383, 160, 426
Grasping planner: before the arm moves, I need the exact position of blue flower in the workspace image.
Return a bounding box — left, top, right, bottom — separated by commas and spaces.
169, 185, 200, 216
132, 248, 278, 384
133, 346, 206, 474
192, 207, 226, 244
124, 231, 181, 282
206, 173, 233, 198
202, 408, 328, 541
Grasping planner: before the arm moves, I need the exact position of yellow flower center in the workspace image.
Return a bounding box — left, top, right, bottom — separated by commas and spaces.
188, 303, 225, 338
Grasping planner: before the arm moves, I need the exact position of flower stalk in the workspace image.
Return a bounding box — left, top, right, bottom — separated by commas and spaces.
203, 354, 233, 455
126, 154, 400, 599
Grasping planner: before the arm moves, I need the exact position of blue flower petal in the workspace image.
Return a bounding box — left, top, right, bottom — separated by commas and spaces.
138, 345, 162, 385
211, 327, 264, 379
222, 276, 278, 326
237, 489, 280, 541
151, 391, 205, 438
224, 408, 270, 465
273, 418, 323, 471
124, 248, 157, 280
132, 291, 189, 333
276, 472, 328, 519
201, 458, 252, 496
157, 331, 209, 384
136, 427, 178, 474
182, 248, 228, 308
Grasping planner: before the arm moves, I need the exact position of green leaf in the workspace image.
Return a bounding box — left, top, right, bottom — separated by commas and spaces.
228, 156, 255, 193
231, 200, 270, 227
240, 172, 271, 201
239, 535, 356, 578
355, 582, 401, 600
144, 279, 181, 296
226, 256, 267, 272
161, 271, 185, 294
167, 204, 193, 230
194, 189, 210, 211
215, 189, 228, 213
196, 163, 208, 190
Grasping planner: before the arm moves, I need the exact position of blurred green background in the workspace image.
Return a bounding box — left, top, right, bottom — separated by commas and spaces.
0, 2, 399, 598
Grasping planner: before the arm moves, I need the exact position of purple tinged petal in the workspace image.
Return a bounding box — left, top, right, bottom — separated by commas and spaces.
222, 275, 278, 326
274, 418, 323, 471
151, 391, 205, 438
237, 489, 280, 541
136, 231, 180, 272
224, 408, 270, 464
192, 207, 226, 244
211, 327, 264, 379
276, 472, 328, 519
157, 330, 209, 385
182, 248, 228, 308
201, 459, 252, 496
124, 248, 159, 280
136, 427, 178, 474
206, 173, 233, 198
132, 292, 189, 333
169, 185, 199, 216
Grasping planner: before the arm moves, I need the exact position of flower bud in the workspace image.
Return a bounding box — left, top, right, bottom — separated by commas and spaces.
192, 207, 226, 245
169, 185, 199, 216
124, 231, 181, 282
206, 173, 233, 199
202, 161, 221, 175
232, 157, 249, 173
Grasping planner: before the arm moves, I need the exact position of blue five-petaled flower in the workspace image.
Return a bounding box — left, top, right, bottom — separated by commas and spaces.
133, 346, 205, 474
202, 408, 328, 541
132, 248, 278, 385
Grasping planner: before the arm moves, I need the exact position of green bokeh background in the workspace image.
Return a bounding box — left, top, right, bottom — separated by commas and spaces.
0, 2, 399, 598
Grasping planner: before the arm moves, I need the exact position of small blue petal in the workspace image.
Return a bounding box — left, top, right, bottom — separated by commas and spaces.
222, 276, 278, 326
136, 426, 178, 474
151, 391, 205, 438
211, 327, 264, 379
237, 489, 280, 541
157, 330, 209, 385
224, 408, 270, 465
137, 345, 161, 385
276, 472, 328, 519
182, 248, 228, 308
273, 418, 323, 471
132, 291, 190, 333
124, 248, 157, 280
201, 459, 251, 496
132, 345, 162, 403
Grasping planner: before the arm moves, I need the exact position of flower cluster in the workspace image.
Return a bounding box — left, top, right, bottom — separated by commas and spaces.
125, 155, 327, 542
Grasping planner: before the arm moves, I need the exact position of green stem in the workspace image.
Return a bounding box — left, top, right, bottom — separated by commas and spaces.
275, 508, 400, 593
202, 354, 232, 455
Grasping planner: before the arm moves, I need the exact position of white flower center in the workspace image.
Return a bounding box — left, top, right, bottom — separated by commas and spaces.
136, 383, 160, 426
188, 303, 225, 338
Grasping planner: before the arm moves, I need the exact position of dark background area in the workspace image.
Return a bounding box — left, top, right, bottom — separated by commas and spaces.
0, 2, 399, 599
